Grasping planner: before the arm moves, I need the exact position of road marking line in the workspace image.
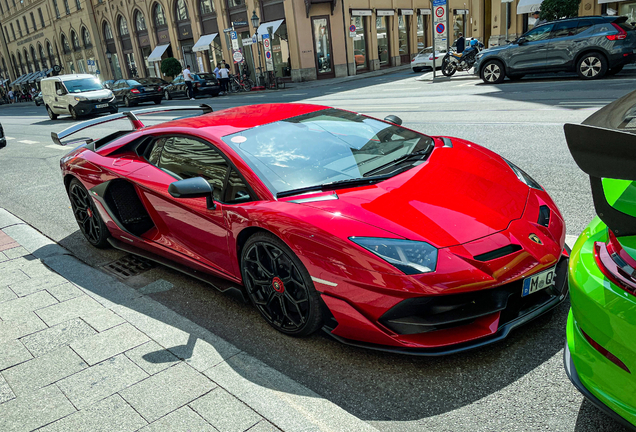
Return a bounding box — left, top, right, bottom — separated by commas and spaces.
45, 144, 70, 150
18, 140, 39, 144
5, 136, 15, 140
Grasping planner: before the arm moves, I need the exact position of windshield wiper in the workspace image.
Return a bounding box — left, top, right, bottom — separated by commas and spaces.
362, 147, 433, 178
277, 173, 396, 199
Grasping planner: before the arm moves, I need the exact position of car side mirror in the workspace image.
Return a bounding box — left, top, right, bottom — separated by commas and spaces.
384, 115, 403, 126
168, 177, 215, 209
517, 37, 527, 45
56, 89, 65, 96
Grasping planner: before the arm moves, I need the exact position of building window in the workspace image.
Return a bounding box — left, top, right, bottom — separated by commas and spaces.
398, 15, 410, 60
118, 16, 129, 36
23, 16, 29, 34
61, 33, 70, 53
82, 27, 91, 47
39, 44, 47, 68
103, 21, 113, 40
53, 0, 60, 18
175, 0, 188, 21
135, 11, 146, 31
75, 0, 80, 10
30, 12, 36, 31
352, 17, 367, 71
47, 42, 55, 65
200, 0, 214, 15
4, 27, 9, 41
228, 0, 243, 7
417, 15, 427, 51
154, 3, 166, 26
0, 3, 4, 14
72, 31, 80, 50
38, 8, 45, 27
16, 20, 21, 37
10, 23, 15, 39
63, 0, 69, 15
376, 17, 390, 67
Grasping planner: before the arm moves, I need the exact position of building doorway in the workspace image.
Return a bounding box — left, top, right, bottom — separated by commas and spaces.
311, 16, 334, 79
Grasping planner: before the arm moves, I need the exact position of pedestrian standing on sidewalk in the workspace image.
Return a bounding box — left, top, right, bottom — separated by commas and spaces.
455, 33, 465, 54
219, 64, 230, 95
183, 65, 194, 100
8, 89, 14, 104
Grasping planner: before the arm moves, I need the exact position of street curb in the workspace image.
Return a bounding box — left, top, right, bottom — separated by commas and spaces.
0, 207, 379, 432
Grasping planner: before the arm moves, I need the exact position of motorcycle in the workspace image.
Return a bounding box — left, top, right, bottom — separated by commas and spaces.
441, 41, 484, 77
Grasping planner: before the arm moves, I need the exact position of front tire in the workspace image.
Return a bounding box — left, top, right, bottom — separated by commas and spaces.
577, 52, 607, 80
241, 232, 324, 337
124, 96, 133, 107
68, 178, 110, 248
69, 106, 79, 120
481, 60, 506, 84
47, 106, 57, 120
164, 90, 171, 100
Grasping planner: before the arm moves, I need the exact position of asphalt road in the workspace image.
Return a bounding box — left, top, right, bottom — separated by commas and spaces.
0, 70, 633, 432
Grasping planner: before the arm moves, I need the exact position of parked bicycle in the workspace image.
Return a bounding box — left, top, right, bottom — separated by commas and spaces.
264, 71, 285, 90
229, 73, 255, 93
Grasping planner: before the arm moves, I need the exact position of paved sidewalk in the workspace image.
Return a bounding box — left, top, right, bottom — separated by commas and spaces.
0, 208, 378, 432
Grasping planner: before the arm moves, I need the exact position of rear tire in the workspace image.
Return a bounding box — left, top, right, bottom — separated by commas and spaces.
47, 106, 57, 120
124, 96, 133, 107
576, 52, 607, 80
241, 232, 324, 337
164, 90, 171, 100
481, 59, 506, 84
68, 178, 110, 248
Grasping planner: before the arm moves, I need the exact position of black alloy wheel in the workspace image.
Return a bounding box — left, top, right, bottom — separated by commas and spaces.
68, 178, 110, 248
241, 232, 323, 336
69, 105, 79, 120
47, 106, 57, 120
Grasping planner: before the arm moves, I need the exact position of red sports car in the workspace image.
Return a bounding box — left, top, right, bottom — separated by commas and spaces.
56, 103, 569, 355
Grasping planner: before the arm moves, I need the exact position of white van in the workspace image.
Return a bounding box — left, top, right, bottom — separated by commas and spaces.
41, 74, 118, 120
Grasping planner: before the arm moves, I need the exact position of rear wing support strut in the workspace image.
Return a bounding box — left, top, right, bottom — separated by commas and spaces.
50, 104, 214, 146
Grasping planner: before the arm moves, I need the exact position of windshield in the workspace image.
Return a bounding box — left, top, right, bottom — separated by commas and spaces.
63, 78, 104, 93
223, 108, 433, 196
137, 78, 164, 85
197, 73, 216, 80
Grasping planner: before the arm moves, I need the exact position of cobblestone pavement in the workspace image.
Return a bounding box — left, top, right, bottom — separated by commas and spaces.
0, 208, 377, 432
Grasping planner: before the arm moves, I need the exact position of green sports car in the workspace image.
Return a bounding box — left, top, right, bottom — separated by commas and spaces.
564, 90, 636, 430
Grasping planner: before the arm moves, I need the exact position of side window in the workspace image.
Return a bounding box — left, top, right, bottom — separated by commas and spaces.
55, 81, 64, 93
552, 21, 578, 39
523, 24, 554, 42
225, 169, 251, 203
157, 136, 228, 201
575, 20, 593, 35
147, 137, 168, 165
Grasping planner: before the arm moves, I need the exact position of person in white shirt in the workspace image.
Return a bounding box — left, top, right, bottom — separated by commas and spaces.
7, 89, 14, 104
219, 65, 229, 95
183, 65, 194, 100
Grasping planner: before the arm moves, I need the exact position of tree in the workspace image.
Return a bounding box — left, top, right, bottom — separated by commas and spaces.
160, 57, 181, 78
539, 0, 581, 21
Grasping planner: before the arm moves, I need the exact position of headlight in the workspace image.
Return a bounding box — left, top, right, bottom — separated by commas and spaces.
74, 96, 87, 101
504, 159, 543, 190
349, 237, 438, 274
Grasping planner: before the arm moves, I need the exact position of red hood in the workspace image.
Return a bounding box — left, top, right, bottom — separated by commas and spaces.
297, 139, 529, 248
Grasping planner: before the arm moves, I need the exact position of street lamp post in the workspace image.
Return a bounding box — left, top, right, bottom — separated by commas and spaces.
251, 11, 263, 86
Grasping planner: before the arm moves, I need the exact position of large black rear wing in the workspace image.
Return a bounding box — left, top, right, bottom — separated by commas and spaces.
564, 89, 636, 236
51, 104, 214, 146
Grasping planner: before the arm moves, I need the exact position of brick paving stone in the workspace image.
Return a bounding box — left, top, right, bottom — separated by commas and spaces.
20, 318, 96, 357
2, 346, 87, 396
0, 373, 16, 404
3, 246, 30, 259
71, 323, 150, 366
47, 282, 84, 302
0, 286, 17, 303
81, 308, 125, 332
0, 256, 34, 272
190, 388, 262, 432
9, 273, 68, 297
38, 394, 147, 432
0, 290, 58, 320
2, 270, 30, 287
138, 406, 216, 432
0, 231, 19, 251
58, 354, 148, 410
35, 294, 103, 327
247, 421, 282, 432
0, 339, 33, 371
119, 362, 215, 423
0, 313, 48, 342
0, 251, 9, 263
0, 385, 76, 432
124, 341, 180, 376
20, 261, 60, 278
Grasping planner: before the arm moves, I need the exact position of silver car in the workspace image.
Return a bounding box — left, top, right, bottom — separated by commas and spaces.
474, 16, 636, 84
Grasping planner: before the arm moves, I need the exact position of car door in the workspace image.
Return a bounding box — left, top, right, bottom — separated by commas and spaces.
53, 81, 69, 113
545, 20, 583, 70
127, 135, 248, 277
112, 80, 125, 103
505, 24, 554, 73
172, 76, 184, 98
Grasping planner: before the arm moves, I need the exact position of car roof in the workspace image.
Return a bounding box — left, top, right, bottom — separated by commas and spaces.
42, 74, 97, 82
142, 103, 330, 139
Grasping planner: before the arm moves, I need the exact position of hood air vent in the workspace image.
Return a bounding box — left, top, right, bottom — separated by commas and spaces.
474, 244, 522, 262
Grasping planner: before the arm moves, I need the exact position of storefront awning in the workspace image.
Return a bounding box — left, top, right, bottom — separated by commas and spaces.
28, 71, 45, 83
257, 19, 285, 38
517, 0, 543, 14
148, 44, 170, 62
598, 0, 628, 4
192, 34, 218, 52
11, 73, 32, 86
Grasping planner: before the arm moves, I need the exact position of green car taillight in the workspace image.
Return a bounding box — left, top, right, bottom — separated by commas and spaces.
594, 230, 636, 297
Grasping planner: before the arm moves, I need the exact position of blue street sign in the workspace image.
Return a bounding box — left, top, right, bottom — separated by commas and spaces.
436, 23, 445, 33
230, 31, 237, 40
266, 51, 271, 59
433, 0, 446, 6
232, 21, 248, 26
95, 70, 100, 74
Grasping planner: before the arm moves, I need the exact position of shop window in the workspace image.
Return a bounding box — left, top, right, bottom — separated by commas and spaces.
312, 18, 332, 75
398, 16, 410, 60
271, 23, 290, 77
417, 15, 426, 51
376, 17, 390, 67
620, 3, 636, 24
352, 17, 367, 71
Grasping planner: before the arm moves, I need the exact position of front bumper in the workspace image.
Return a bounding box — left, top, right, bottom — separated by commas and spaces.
73, 99, 118, 116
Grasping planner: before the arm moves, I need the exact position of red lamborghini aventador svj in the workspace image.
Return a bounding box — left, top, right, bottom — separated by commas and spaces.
56, 103, 568, 355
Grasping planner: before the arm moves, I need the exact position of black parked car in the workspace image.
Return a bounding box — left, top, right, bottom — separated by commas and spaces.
0, 123, 6, 149
112, 78, 165, 107
163, 73, 221, 100
474, 16, 636, 84
102, 80, 115, 90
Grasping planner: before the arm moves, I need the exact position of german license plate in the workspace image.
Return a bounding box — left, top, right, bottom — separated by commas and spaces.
522, 266, 556, 297
206, 82, 215, 85
95, 103, 108, 108
144, 87, 155, 91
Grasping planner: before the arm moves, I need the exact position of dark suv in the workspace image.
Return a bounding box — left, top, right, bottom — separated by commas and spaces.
474, 16, 636, 84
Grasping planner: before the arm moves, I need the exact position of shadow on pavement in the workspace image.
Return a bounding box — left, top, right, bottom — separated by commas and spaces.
575, 398, 632, 432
